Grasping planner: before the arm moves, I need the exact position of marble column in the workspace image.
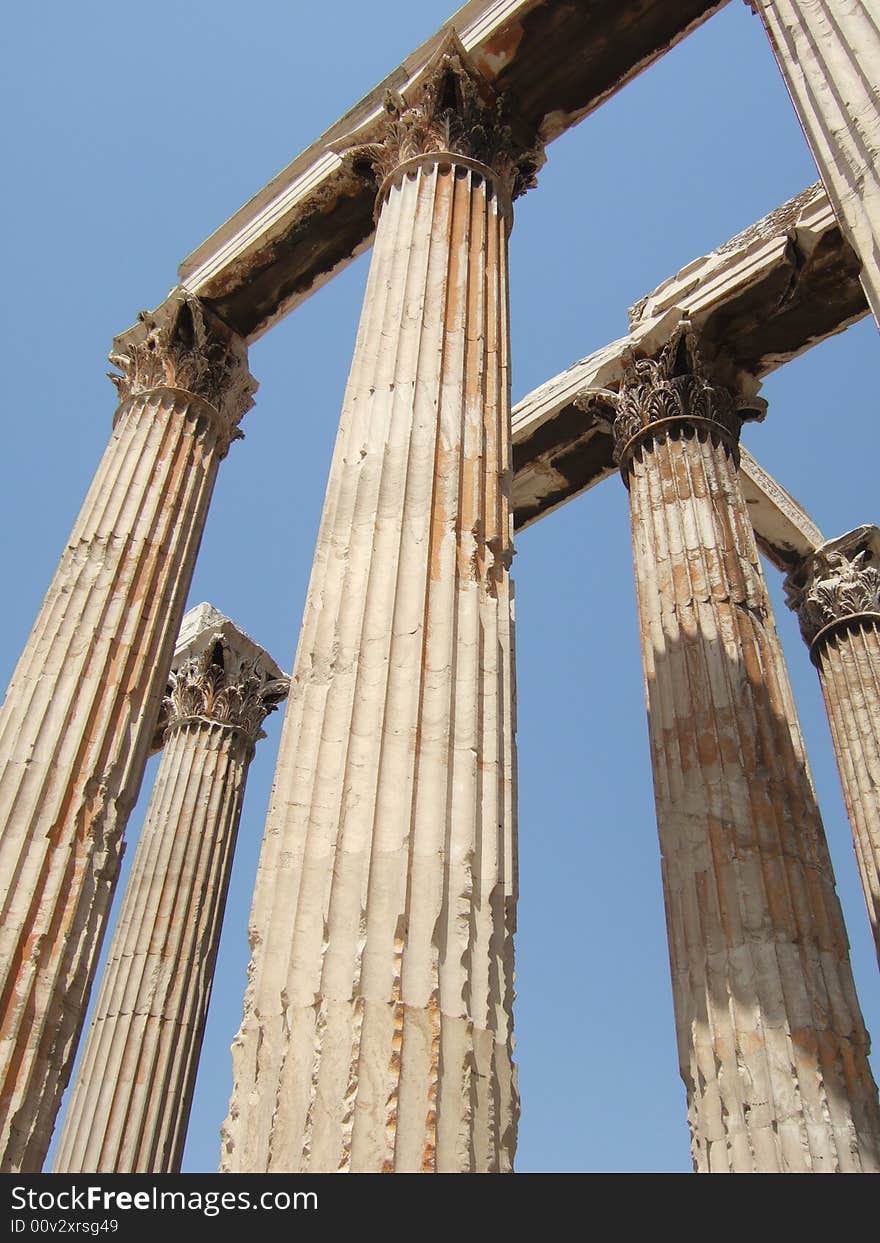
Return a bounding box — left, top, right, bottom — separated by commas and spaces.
0, 295, 256, 1172
605, 322, 880, 1172
54, 605, 287, 1173
750, 0, 880, 329
786, 525, 880, 968
222, 34, 540, 1174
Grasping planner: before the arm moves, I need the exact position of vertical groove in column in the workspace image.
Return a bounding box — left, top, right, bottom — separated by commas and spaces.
56, 727, 246, 1172
0, 297, 255, 1172
616, 326, 880, 1172
54, 622, 287, 1173
787, 533, 880, 968
752, 0, 880, 326
223, 161, 516, 1176
222, 35, 539, 1174
221, 178, 416, 1180
818, 622, 880, 963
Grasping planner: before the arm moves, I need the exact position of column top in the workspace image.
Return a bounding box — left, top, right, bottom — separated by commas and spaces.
109, 292, 257, 439
151, 603, 289, 750
785, 526, 880, 599
578, 320, 767, 481
173, 602, 286, 683
344, 30, 544, 210
785, 526, 880, 655
179, 0, 720, 340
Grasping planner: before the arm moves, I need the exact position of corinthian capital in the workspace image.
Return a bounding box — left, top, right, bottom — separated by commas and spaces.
348, 31, 543, 201
577, 322, 766, 475
162, 604, 289, 748
785, 527, 880, 652
108, 292, 257, 440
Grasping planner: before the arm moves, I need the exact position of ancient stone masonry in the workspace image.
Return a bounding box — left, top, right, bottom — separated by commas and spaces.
589, 322, 880, 1172
786, 527, 880, 969
510, 181, 868, 534
749, 0, 880, 330
221, 34, 539, 1174
179, 0, 726, 337
2, 0, 880, 1178
0, 298, 256, 1173
54, 605, 288, 1173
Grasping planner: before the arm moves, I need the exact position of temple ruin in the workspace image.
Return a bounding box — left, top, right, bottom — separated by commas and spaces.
1, 0, 879, 1173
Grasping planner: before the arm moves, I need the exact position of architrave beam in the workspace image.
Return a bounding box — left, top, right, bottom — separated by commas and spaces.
179, 0, 728, 341
511, 182, 865, 568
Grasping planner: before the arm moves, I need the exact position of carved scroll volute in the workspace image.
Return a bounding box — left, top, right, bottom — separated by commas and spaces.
344, 31, 544, 211
786, 535, 880, 656
575, 322, 766, 481
108, 293, 257, 451
164, 638, 289, 750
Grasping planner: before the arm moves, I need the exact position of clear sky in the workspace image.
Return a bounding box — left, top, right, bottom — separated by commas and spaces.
1, 0, 878, 1174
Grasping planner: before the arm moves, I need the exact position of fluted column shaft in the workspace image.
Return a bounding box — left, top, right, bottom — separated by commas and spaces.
0, 296, 255, 1171
787, 530, 880, 967
56, 723, 250, 1172
817, 626, 880, 964
612, 327, 880, 1172
53, 626, 286, 1173
222, 41, 537, 1174
751, 0, 880, 329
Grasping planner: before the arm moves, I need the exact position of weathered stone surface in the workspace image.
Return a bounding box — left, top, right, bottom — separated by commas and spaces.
786, 527, 880, 968
177, 0, 726, 340
345, 35, 541, 203
54, 606, 287, 1173
511, 183, 866, 532
610, 323, 880, 1172
750, 0, 880, 329
222, 39, 520, 1174
737, 446, 823, 572
0, 297, 255, 1172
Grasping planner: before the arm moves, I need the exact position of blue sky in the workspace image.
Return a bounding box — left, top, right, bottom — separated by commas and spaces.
1, 1, 878, 1173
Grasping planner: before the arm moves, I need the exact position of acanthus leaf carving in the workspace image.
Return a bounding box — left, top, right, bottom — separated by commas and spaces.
791, 548, 880, 648
346, 32, 543, 202
165, 638, 289, 747
108, 293, 257, 443
575, 321, 766, 471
